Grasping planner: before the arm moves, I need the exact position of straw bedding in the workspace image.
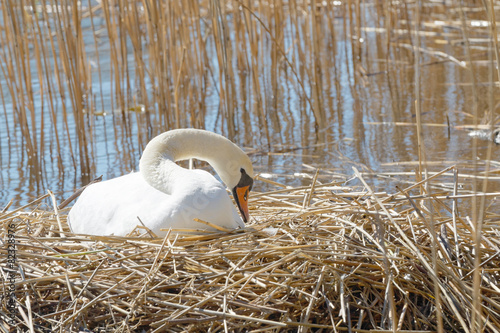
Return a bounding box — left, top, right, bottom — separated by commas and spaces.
1, 168, 499, 332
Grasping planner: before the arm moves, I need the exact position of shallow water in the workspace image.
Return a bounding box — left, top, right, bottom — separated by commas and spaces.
1, 1, 499, 215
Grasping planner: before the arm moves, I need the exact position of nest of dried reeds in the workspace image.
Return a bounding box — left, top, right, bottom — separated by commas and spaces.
1, 168, 499, 332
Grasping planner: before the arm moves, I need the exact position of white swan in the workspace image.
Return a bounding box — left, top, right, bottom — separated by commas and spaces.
68, 129, 254, 236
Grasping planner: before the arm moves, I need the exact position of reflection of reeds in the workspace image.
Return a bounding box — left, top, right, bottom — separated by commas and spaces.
1, 1, 93, 179
2, 168, 499, 331
2, 1, 499, 168
2, 1, 351, 178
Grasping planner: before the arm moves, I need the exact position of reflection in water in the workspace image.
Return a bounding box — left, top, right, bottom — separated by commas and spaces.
468, 128, 500, 145
0, 1, 499, 213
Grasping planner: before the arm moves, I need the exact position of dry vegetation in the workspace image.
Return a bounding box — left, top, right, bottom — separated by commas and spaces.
1, 167, 500, 332
2, 0, 500, 332
2, 0, 499, 180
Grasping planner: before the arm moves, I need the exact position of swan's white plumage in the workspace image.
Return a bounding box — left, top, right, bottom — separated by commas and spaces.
68, 129, 253, 236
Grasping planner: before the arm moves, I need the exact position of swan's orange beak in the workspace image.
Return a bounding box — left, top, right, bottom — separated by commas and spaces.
234, 185, 250, 222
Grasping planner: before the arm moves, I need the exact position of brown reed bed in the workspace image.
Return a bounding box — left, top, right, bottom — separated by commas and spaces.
1, 168, 499, 332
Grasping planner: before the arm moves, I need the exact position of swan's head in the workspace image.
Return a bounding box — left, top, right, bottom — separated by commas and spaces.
217, 156, 254, 223
232, 167, 253, 223
140, 128, 255, 223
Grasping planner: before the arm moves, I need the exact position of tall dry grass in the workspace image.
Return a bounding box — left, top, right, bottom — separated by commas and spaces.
2, 1, 497, 175
1, 1, 500, 332
1, 0, 353, 179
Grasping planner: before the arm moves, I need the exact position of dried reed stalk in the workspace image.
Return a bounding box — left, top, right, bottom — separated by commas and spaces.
1, 168, 499, 332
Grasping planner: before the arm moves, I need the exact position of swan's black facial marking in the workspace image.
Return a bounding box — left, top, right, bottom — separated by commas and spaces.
232, 168, 253, 223
237, 168, 253, 190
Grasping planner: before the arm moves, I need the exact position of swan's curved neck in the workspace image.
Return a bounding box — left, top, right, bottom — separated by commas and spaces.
139, 129, 251, 194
